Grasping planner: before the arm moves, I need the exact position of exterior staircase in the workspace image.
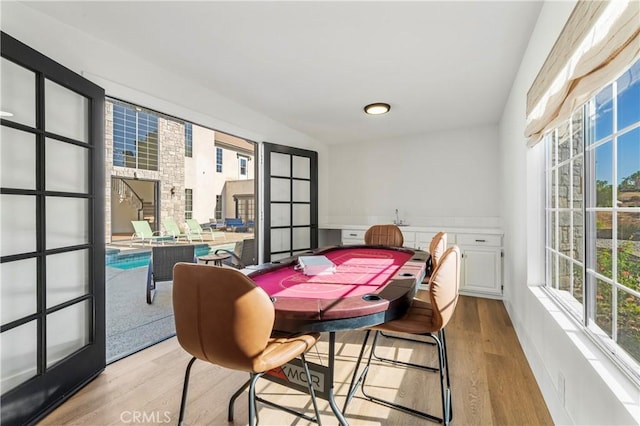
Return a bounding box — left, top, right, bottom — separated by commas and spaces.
111, 178, 149, 221
142, 202, 155, 223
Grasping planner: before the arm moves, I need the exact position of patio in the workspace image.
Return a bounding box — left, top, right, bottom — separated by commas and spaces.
106, 231, 254, 362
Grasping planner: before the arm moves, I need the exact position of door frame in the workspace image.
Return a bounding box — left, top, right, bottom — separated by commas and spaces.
0, 32, 105, 425
263, 142, 318, 262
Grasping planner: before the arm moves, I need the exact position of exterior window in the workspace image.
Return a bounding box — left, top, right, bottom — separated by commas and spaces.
185, 189, 193, 220
239, 156, 248, 178
185, 122, 192, 157
215, 195, 222, 221
545, 58, 640, 373
216, 147, 223, 173
112, 100, 158, 170
235, 195, 255, 224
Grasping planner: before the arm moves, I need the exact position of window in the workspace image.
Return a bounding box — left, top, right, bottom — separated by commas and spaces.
239, 156, 248, 178
234, 194, 254, 224
185, 189, 193, 220
545, 58, 640, 375
112, 100, 158, 170
216, 147, 223, 173
215, 195, 222, 221
185, 122, 192, 157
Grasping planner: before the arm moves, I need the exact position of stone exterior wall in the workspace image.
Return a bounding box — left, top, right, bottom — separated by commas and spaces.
104, 101, 116, 241
158, 117, 185, 225
554, 116, 585, 295
104, 100, 185, 241
104, 99, 256, 241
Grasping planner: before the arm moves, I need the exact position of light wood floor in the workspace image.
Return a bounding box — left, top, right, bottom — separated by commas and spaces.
40, 296, 552, 425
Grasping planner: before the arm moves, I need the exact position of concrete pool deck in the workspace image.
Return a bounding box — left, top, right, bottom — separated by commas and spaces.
105, 231, 254, 362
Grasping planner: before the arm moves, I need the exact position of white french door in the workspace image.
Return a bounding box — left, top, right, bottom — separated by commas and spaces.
0, 32, 105, 425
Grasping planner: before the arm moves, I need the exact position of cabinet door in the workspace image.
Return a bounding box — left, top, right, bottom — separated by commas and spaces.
341, 229, 365, 245
461, 247, 502, 297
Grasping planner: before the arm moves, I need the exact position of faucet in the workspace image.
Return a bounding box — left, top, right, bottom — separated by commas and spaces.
395, 209, 400, 225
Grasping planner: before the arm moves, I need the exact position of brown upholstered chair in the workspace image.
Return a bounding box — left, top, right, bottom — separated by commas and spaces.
172, 264, 322, 426
429, 231, 448, 271
364, 224, 404, 247
420, 231, 448, 287
378, 232, 447, 342
343, 246, 461, 425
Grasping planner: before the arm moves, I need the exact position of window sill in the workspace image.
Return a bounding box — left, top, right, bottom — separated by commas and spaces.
528, 285, 640, 424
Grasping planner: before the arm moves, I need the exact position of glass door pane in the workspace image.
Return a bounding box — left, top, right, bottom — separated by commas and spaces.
44, 79, 89, 142
0, 57, 36, 127
0, 32, 105, 425
46, 301, 90, 367
0, 321, 38, 393
1, 126, 36, 190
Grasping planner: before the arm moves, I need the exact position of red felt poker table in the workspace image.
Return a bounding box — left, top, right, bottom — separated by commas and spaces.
248, 245, 429, 333
245, 245, 428, 426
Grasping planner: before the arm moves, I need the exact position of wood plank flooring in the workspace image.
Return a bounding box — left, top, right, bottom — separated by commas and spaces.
40, 296, 553, 425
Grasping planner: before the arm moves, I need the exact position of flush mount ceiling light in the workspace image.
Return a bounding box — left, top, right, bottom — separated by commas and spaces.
364, 103, 390, 115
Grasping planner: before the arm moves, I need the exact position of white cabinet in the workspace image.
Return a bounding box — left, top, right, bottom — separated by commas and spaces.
458, 233, 503, 298
400, 230, 416, 248
414, 231, 437, 251
336, 226, 504, 299
340, 228, 416, 247
341, 229, 365, 245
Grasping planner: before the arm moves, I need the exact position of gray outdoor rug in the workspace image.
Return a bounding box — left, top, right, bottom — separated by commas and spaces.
106, 266, 175, 363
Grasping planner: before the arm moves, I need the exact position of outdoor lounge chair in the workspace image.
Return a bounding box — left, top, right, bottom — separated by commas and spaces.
214, 238, 256, 269
162, 218, 190, 242
185, 218, 226, 241
147, 245, 196, 304
224, 218, 245, 232
131, 220, 172, 246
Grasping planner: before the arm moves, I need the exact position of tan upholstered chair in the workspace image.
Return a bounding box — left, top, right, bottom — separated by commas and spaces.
172, 264, 321, 426
364, 224, 404, 247
429, 231, 448, 272
419, 231, 448, 288
378, 231, 447, 342
344, 246, 461, 425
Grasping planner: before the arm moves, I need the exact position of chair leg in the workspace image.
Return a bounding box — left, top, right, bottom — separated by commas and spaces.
379, 331, 436, 346
178, 357, 197, 426
301, 353, 323, 425
342, 329, 372, 414
433, 333, 449, 425
357, 331, 448, 424
227, 378, 251, 422
254, 354, 324, 423
146, 268, 155, 304
441, 329, 453, 421
248, 372, 263, 426
373, 332, 439, 372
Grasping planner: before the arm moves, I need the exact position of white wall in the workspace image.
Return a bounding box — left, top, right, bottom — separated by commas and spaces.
326, 124, 501, 228
185, 125, 216, 223
499, 1, 640, 425
1, 2, 330, 260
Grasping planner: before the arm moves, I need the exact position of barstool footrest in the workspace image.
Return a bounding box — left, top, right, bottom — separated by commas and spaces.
255, 396, 319, 422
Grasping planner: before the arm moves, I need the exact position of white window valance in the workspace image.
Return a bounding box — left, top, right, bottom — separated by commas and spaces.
525, 0, 640, 147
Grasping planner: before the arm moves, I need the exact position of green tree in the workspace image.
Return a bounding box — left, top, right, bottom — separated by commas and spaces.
619, 170, 640, 192
596, 241, 640, 360
596, 179, 613, 207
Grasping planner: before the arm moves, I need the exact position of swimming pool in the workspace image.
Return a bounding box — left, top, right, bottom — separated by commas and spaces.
106, 245, 214, 270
